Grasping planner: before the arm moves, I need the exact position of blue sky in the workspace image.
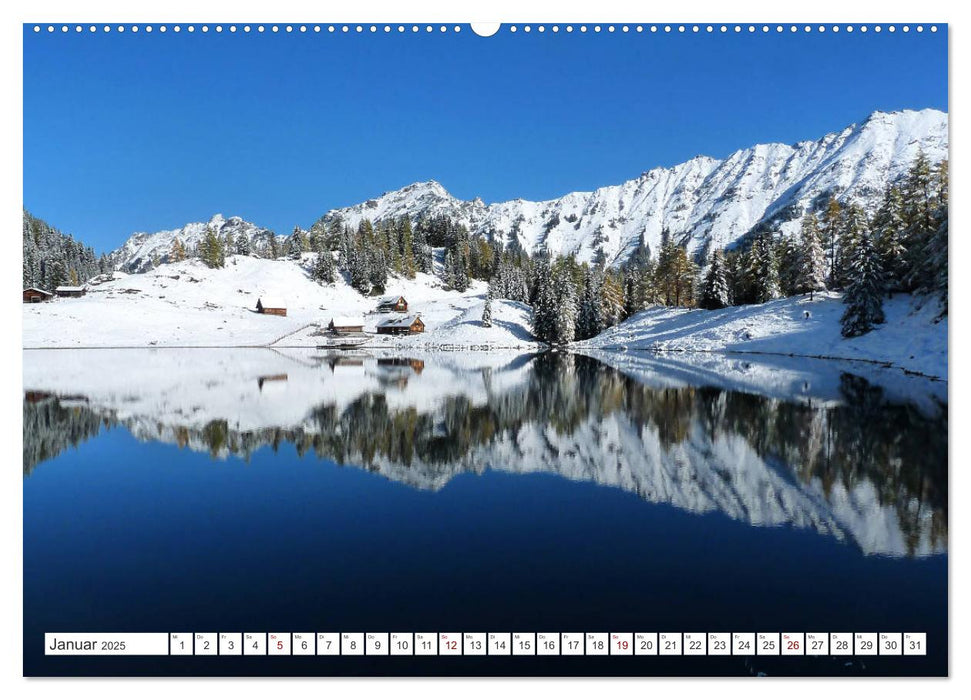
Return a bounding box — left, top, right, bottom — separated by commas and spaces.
24, 24, 947, 253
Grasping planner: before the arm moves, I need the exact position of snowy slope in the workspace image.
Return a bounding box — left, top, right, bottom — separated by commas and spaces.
22, 255, 538, 349
311, 109, 947, 265
575, 292, 948, 380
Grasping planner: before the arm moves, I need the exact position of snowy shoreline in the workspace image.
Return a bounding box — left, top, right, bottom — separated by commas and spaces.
573, 292, 947, 381
22, 259, 945, 381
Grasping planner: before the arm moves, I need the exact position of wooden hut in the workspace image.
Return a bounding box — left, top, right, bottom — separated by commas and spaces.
327, 317, 365, 334
256, 297, 287, 316
376, 315, 425, 336
23, 287, 53, 303
54, 285, 86, 298
375, 295, 408, 313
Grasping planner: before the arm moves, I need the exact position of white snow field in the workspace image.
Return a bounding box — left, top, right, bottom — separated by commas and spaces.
575, 292, 947, 380
22, 255, 543, 351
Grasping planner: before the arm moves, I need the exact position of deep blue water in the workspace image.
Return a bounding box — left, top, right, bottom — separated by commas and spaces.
22, 351, 947, 676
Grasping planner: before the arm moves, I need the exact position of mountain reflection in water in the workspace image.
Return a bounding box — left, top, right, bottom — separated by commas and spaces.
23, 348, 947, 558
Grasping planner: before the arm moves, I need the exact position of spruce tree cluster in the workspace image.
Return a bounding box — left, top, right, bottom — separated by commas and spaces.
23, 210, 108, 289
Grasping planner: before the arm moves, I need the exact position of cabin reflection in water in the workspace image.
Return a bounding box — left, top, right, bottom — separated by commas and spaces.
257, 374, 288, 392
377, 357, 425, 374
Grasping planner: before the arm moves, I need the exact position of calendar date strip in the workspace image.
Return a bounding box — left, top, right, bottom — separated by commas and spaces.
45, 632, 926, 657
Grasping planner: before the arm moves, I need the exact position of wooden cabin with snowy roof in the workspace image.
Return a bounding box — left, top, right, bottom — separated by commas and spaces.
327, 317, 365, 334
376, 314, 425, 336
54, 285, 86, 298
23, 287, 53, 303
256, 297, 287, 316
375, 295, 408, 313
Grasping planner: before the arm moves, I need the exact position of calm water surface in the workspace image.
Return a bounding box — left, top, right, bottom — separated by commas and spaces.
23, 349, 947, 676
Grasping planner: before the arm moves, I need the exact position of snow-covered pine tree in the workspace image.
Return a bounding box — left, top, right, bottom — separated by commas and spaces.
48, 260, 67, 289
553, 266, 578, 344
577, 268, 605, 340
442, 250, 457, 290
795, 213, 827, 300
308, 226, 326, 254
699, 249, 731, 309
311, 250, 336, 284
902, 149, 935, 292
910, 158, 949, 315
348, 245, 372, 294
325, 217, 345, 252
872, 185, 907, 292
286, 227, 305, 259
934, 158, 948, 207
482, 287, 493, 328
744, 234, 779, 304
623, 266, 642, 316
368, 248, 388, 294
724, 249, 745, 306
775, 235, 801, 297
452, 249, 470, 292
529, 257, 557, 342
923, 216, 948, 316
509, 264, 529, 303
637, 257, 659, 307
841, 230, 886, 337
832, 203, 867, 290
235, 233, 251, 256
489, 236, 504, 277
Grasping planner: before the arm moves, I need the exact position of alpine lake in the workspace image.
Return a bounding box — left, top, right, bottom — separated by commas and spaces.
23, 347, 947, 676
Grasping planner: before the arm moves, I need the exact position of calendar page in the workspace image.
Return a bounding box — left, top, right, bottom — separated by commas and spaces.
21, 15, 948, 679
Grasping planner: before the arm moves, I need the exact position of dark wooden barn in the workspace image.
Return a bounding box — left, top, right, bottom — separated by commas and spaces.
23, 287, 53, 303
375, 295, 408, 313
376, 315, 425, 336
256, 297, 287, 316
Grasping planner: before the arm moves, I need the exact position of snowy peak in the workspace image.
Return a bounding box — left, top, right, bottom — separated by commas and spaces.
109, 108, 947, 273
317, 108, 947, 265
112, 213, 276, 273
321, 178, 483, 234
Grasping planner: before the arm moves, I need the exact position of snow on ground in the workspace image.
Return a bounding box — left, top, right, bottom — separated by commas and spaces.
575, 292, 947, 380
22, 255, 540, 350
281, 297, 544, 350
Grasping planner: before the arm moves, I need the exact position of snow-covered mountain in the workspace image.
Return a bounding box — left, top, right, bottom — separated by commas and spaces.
113, 214, 276, 273
316, 108, 947, 264
109, 108, 947, 271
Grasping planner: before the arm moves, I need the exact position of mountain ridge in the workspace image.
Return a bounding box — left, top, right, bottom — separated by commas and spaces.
109, 108, 947, 272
